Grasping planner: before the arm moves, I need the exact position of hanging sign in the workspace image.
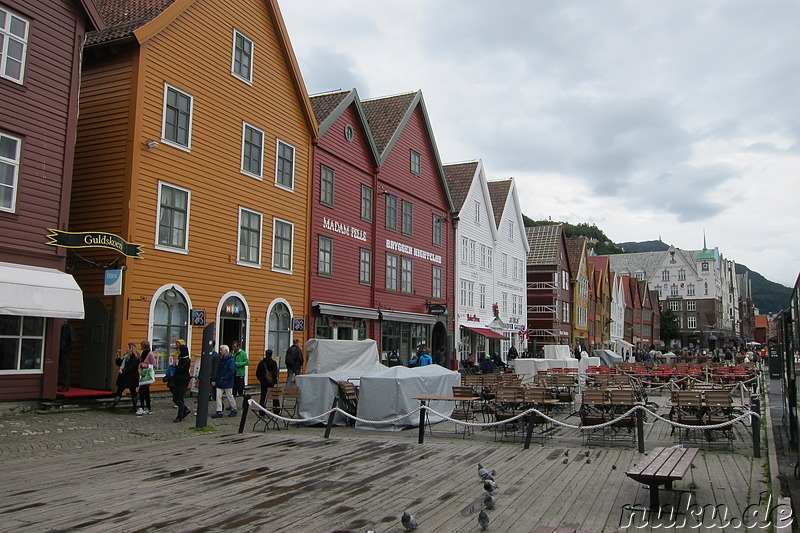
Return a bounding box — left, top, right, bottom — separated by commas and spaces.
46, 229, 143, 258
104, 269, 123, 296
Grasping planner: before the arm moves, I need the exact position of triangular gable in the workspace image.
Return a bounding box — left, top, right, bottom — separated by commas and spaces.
443, 161, 480, 212
123, 0, 318, 137
311, 89, 380, 167
362, 91, 454, 212
488, 178, 529, 253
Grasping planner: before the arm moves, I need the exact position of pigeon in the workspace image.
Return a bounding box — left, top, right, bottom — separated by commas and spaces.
586, 459, 592, 464
562, 458, 569, 464
585, 451, 590, 457
478, 509, 490, 530
401, 511, 418, 531
483, 479, 498, 492
478, 463, 495, 481
612, 465, 617, 470
483, 493, 496, 510
564, 450, 569, 456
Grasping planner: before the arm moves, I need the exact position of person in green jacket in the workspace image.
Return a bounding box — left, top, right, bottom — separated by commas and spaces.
231, 340, 249, 397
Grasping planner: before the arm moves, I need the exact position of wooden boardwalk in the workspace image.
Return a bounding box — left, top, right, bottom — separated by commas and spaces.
0, 423, 767, 533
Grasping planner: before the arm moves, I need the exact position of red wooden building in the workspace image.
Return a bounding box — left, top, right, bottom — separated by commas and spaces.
0, 0, 103, 400
308, 90, 454, 364
524, 224, 572, 351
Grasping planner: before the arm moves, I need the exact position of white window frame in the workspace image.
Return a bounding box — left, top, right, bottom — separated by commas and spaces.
237, 207, 262, 267
687, 283, 695, 296
502, 292, 508, 314
474, 200, 481, 224
271, 217, 294, 273
161, 83, 193, 151
670, 284, 679, 297
0, 315, 45, 373
687, 301, 697, 311
231, 29, 254, 84
320, 164, 335, 207
687, 316, 697, 329
480, 244, 487, 269
502, 253, 508, 277
0, 131, 21, 212
487, 248, 493, 272
669, 300, 681, 312
155, 181, 191, 254
468, 239, 476, 266
318, 235, 332, 276
461, 236, 468, 263
0, 7, 29, 84
240, 122, 264, 178
275, 139, 295, 190
479, 284, 486, 309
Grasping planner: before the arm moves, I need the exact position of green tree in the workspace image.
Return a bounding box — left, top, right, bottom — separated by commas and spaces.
660, 308, 681, 344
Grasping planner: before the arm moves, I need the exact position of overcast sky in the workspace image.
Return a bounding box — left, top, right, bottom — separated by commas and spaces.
280, 0, 800, 288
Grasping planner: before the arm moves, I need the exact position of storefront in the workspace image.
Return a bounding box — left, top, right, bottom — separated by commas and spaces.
0, 261, 84, 400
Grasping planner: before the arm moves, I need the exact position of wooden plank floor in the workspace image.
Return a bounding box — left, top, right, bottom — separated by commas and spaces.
0, 426, 766, 533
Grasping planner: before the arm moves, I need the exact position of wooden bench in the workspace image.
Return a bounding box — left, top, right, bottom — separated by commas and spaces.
625, 446, 699, 509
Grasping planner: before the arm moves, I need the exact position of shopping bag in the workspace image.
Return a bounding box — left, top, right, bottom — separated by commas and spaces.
139, 365, 156, 386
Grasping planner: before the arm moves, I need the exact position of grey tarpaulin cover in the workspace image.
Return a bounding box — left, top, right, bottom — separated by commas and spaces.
296, 339, 461, 430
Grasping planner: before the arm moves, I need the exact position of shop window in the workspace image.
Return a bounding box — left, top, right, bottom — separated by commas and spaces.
151, 288, 189, 371
0, 315, 44, 371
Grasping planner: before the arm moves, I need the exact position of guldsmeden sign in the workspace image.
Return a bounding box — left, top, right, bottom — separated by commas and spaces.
46, 229, 143, 258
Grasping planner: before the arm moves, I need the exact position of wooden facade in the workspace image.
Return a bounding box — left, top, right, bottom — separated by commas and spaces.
525, 225, 572, 350
0, 0, 102, 400
70, 0, 316, 391
566, 236, 589, 350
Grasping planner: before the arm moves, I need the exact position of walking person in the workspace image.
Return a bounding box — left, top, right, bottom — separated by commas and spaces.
137, 340, 156, 415
256, 349, 279, 409
109, 343, 140, 412
212, 345, 237, 418
231, 341, 249, 397
172, 343, 192, 422
285, 339, 303, 386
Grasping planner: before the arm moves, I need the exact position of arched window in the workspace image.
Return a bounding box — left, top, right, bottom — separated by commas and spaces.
268, 302, 291, 368
151, 288, 189, 371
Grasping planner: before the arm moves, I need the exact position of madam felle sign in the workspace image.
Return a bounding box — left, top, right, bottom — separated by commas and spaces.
46, 229, 143, 258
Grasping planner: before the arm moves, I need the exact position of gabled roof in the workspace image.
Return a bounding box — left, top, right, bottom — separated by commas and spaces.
310, 88, 380, 167
442, 161, 479, 212
361, 92, 417, 156
87, 0, 174, 45
565, 237, 587, 279
362, 90, 454, 212
486, 180, 511, 227
85, 0, 318, 136
525, 225, 564, 266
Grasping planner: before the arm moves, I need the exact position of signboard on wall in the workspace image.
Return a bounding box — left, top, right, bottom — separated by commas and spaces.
104, 269, 122, 296
293, 318, 305, 331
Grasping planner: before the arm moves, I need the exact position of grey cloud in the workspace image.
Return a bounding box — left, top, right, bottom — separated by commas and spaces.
298, 48, 370, 96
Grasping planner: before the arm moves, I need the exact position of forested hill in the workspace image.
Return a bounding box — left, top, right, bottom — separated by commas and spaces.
523, 217, 791, 314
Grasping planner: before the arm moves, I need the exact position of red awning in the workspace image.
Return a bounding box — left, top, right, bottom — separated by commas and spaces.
463, 326, 507, 339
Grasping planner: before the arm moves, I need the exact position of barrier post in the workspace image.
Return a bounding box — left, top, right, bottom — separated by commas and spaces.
523, 411, 536, 450
237, 394, 250, 434
418, 401, 427, 444
636, 407, 645, 453
751, 395, 761, 458
324, 397, 338, 439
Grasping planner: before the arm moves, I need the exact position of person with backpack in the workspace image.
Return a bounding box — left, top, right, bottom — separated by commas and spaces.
257, 349, 279, 408
285, 339, 303, 386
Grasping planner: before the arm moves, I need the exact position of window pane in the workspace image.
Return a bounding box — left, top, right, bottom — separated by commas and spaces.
0, 135, 18, 159
22, 316, 43, 336
20, 338, 41, 369
0, 315, 20, 335
0, 338, 18, 370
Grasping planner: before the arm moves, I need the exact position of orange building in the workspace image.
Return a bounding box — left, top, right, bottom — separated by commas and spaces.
68, 0, 316, 391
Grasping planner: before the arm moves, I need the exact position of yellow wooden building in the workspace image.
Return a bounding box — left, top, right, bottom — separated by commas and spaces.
68, 0, 316, 391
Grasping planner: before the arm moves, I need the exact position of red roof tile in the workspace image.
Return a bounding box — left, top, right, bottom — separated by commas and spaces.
442, 161, 478, 212
361, 92, 417, 155
87, 0, 175, 45
486, 180, 511, 227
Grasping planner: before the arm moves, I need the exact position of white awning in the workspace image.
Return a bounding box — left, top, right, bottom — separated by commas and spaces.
0, 261, 85, 319
314, 301, 379, 320
380, 309, 437, 324
614, 338, 634, 349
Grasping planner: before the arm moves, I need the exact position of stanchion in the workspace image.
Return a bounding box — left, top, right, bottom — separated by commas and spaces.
237, 393, 250, 434
523, 413, 535, 450
324, 397, 338, 439
418, 401, 427, 444
751, 395, 761, 458
636, 407, 645, 453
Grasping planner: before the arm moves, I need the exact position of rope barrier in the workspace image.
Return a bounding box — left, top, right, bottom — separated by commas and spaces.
246, 399, 758, 433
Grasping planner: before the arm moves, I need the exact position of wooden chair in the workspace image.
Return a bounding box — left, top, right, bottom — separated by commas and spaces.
252, 388, 282, 431
451, 386, 477, 436
280, 386, 300, 428
337, 381, 359, 426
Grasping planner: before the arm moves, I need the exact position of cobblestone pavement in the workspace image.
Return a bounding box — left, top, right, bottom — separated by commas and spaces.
0, 394, 247, 462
